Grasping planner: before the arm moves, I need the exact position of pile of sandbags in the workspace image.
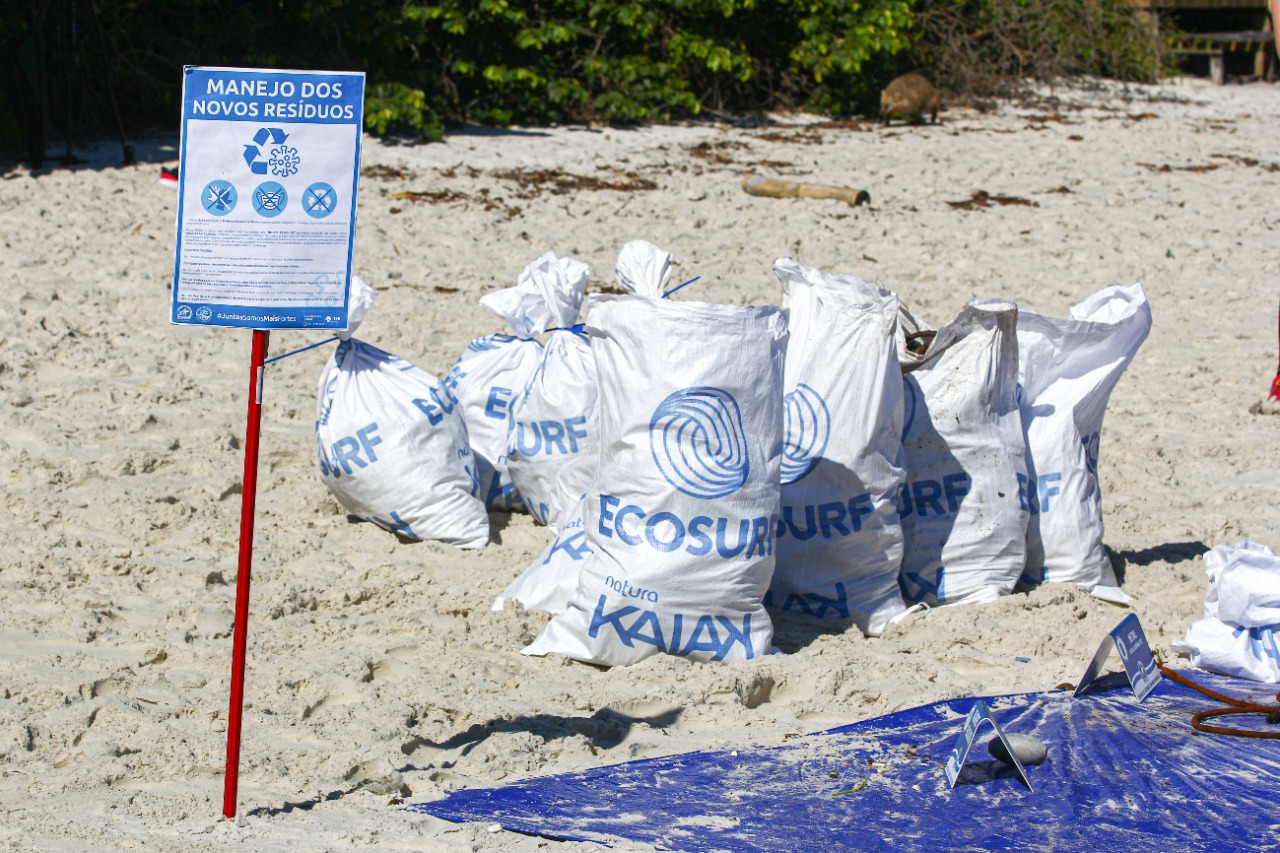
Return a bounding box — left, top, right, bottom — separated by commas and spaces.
309, 251, 1151, 667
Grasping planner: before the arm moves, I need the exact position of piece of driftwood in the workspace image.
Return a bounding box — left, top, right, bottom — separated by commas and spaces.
742, 173, 870, 207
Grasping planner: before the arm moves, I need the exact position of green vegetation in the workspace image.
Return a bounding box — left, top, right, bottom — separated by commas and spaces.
0, 0, 1175, 165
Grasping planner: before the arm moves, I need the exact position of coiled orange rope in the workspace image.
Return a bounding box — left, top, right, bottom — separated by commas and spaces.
1158, 661, 1280, 739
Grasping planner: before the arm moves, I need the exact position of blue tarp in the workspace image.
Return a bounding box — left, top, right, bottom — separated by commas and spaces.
409, 672, 1280, 852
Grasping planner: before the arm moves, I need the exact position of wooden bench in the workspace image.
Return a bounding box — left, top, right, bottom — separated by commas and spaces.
1173, 30, 1274, 83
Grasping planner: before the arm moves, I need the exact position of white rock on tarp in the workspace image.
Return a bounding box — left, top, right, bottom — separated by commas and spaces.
988, 733, 1048, 767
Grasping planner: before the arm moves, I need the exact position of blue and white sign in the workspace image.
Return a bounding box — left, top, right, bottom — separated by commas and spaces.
944, 700, 1034, 792
1075, 612, 1163, 701
172, 66, 364, 330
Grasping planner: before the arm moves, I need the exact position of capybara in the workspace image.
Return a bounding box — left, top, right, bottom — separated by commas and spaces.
881, 73, 940, 126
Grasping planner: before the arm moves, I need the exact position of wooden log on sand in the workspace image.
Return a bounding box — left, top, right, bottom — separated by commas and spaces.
742, 173, 870, 207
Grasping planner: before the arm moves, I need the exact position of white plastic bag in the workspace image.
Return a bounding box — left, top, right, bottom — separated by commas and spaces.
1173, 542, 1280, 682
1016, 284, 1151, 603
446, 258, 561, 512
504, 252, 596, 529
898, 300, 1029, 606
315, 336, 489, 550
525, 295, 788, 665
769, 259, 908, 636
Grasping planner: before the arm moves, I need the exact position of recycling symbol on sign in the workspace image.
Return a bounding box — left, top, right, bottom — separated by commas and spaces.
242, 127, 300, 177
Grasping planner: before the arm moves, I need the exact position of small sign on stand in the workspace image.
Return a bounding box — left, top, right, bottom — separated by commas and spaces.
1074, 612, 1163, 701
944, 700, 1034, 792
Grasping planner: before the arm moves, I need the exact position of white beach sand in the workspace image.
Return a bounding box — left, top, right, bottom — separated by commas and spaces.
1, 76, 1279, 851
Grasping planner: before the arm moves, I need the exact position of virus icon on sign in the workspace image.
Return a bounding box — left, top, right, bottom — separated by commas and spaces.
269, 145, 300, 178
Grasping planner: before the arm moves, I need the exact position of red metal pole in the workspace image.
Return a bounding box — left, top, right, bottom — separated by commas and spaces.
224, 329, 270, 818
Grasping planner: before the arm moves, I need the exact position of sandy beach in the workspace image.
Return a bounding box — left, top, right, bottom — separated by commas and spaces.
2, 75, 1279, 851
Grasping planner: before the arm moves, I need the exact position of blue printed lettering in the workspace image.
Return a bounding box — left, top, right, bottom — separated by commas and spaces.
546, 530, 589, 562
1038, 472, 1061, 513
715, 518, 750, 559
767, 582, 851, 619
514, 421, 542, 456
333, 436, 364, 475
541, 420, 568, 454
594, 495, 774, 562
912, 480, 945, 517
645, 512, 686, 552
848, 493, 873, 532
780, 505, 818, 540
818, 501, 850, 538
598, 495, 620, 538
566, 416, 588, 453
942, 473, 970, 513
587, 596, 756, 660
615, 505, 644, 546
484, 386, 514, 420
745, 515, 772, 558
588, 596, 641, 645
356, 424, 382, 464
413, 397, 444, 426
686, 516, 714, 556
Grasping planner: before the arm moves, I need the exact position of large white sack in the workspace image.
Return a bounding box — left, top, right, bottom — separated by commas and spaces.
898, 300, 1029, 606
769, 259, 908, 636
315, 338, 489, 549
1173, 542, 1280, 682
1016, 284, 1151, 603
504, 252, 596, 529
525, 295, 788, 665
446, 257, 565, 512
493, 241, 675, 615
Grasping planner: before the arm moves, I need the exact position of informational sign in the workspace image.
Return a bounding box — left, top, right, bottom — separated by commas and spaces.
172, 66, 364, 330
943, 700, 1034, 792
1074, 613, 1163, 701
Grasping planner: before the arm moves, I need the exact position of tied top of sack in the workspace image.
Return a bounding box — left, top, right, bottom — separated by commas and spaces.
338, 275, 378, 341
480, 251, 590, 338
614, 239, 673, 298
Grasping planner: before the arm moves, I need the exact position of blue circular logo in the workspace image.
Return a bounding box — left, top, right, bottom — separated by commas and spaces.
252, 181, 288, 218
781, 383, 830, 485
303, 181, 337, 219
649, 387, 749, 500
201, 179, 237, 216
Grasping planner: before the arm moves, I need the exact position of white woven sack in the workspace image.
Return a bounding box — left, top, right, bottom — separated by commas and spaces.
504, 252, 596, 529
1016, 284, 1151, 604
446, 256, 567, 511
769, 259, 908, 636
315, 338, 489, 549
899, 300, 1028, 606
493, 496, 588, 615
493, 241, 673, 615
1173, 542, 1280, 682
525, 295, 787, 665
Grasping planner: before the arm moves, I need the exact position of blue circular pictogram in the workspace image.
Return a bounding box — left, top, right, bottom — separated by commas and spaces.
649, 387, 750, 500
201, 179, 237, 216
303, 182, 337, 219
781, 383, 830, 485
252, 181, 288, 218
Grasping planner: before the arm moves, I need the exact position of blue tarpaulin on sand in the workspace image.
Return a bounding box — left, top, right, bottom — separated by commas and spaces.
409, 672, 1280, 852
